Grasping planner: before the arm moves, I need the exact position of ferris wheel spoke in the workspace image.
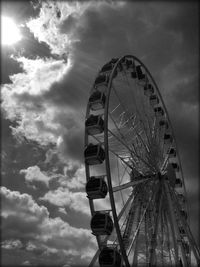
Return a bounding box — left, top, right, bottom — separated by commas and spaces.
164, 181, 181, 265
107, 126, 136, 160
109, 86, 155, 171
161, 152, 172, 172
160, 210, 166, 266
133, 130, 153, 165
164, 210, 174, 265
118, 162, 129, 185
127, 181, 159, 256
116, 158, 127, 217
131, 207, 142, 266
112, 176, 154, 192
149, 183, 163, 265
117, 190, 136, 220
123, 72, 154, 152
125, 72, 155, 141
111, 81, 149, 145
107, 126, 156, 173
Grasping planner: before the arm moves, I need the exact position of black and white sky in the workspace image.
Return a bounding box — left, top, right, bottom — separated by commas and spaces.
1, 1, 199, 266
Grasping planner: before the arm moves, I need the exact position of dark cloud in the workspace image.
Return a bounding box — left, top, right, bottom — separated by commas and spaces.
162, 2, 198, 52
43, 62, 93, 110
19, 25, 52, 59
60, 14, 79, 34
59, 125, 84, 164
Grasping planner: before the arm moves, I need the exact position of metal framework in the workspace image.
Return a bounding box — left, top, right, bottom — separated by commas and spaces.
84, 55, 200, 266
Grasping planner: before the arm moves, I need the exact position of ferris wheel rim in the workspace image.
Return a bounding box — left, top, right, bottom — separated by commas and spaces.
84, 54, 192, 266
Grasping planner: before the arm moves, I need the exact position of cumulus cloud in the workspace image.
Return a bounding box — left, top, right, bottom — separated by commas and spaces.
40, 187, 90, 215
1, 239, 23, 250
61, 163, 86, 189
58, 207, 67, 215
2, 56, 71, 145
20, 165, 52, 187
0, 186, 96, 266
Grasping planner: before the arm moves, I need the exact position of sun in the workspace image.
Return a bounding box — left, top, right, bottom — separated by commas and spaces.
1, 16, 22, 45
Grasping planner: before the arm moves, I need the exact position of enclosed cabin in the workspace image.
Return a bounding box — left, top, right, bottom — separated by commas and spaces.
100, 60, 118, 78
91, 212, 113, 236
121, 57, 134, 70
149, 94, 159, 106
179, 226, 186, 235
86, 176, 108, 199
136, 65, 146, 80
126, 58, 134, 70
171, 162, 179, 172
101, 63, 113, 73
144, 83, 154, 96
154, 106, 164, 117
159, 119, 169, 130
180, 210, 187, 220
175, 178, 182, 188
167, 148, 176, 158
131, 65, 145, 80
164, 133, 173, 144
99, 247, 121, 267
89, 91, 106, 111
84, 144, 105, 165
94, 73, 109, 88
109, 58, 119, 65
85, 115, 104, 135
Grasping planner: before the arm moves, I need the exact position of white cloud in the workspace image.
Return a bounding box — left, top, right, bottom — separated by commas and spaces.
1, 186, 48, 221
58, 207, 67, 215
26, 241, 37, 251
60, 163, 86, 189
40, 187, 90, 215
26, 1, 79, 56
10, 56, 71, 95
1, 239, 23, 250
1, 186, 97, 266
20, 165, 52, 187
22, 261, 31, 266
2, 56, 71, 145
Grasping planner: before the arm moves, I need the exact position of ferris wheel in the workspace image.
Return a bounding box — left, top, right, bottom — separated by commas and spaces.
84, 55, 200, 267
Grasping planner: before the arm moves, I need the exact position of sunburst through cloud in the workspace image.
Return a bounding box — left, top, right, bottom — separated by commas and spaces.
1, 16, 22, 45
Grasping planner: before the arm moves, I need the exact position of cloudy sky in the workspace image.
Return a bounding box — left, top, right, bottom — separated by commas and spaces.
1, 1, 199, 266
